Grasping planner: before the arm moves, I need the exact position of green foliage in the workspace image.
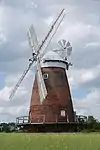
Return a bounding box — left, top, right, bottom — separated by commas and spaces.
78, 116, 100, 133
81, 129, 100, 133
0, 122, 16, 132
87, 116, 98, 124
0, 133, 100, 150
85, 116, 100, 132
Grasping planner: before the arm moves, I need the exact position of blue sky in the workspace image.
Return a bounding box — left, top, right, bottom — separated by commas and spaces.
71, 88, 89, 99
0, 0, 100, 122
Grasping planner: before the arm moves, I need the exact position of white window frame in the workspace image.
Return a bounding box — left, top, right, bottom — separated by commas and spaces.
61, 110, 66, 117
43, 73, 48, 79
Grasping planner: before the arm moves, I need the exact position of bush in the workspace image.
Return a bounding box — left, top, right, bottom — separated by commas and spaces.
81, 129, 100, 133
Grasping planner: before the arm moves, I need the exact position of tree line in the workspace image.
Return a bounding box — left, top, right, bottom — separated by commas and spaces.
0, 122, 17, 132
81, 116, 100, 132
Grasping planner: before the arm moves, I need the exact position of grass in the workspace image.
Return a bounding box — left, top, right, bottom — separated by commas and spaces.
0, 133, 100, 150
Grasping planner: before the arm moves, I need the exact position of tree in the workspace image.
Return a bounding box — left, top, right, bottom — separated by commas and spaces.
87, 116, 97, 124
86, 116, 100, 131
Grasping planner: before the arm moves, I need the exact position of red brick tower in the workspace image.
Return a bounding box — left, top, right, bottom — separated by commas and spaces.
29, 55, 74, 123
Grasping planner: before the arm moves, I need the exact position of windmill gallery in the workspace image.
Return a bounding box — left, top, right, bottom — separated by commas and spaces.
9, 9, 87, 132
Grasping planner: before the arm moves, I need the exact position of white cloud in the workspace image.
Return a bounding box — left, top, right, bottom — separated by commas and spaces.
81, 71, 95, 83
0, 105, 29, 122
0, 5, 7, 46
68, 65, 100, 88
20, 40, 29, 49
73, 88, 100, 120
86, 42, 100, 47
44, 16, 54, 26
30, 1, 38, 9
0, 32, 7, 45
0, 84, 28, 102
60, 23, 100, 48
0, 86, 11, 101
0, 82, 31, 122
0, 3, 4, 24
62, 23, 91, 41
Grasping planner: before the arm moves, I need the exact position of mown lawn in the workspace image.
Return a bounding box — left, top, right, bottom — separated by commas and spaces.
0, 133, 100, 150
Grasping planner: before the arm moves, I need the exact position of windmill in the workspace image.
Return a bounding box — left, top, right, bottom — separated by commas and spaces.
10, 9, 75, 131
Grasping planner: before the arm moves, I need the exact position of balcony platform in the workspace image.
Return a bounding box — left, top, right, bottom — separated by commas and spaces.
16, 115, 87, 132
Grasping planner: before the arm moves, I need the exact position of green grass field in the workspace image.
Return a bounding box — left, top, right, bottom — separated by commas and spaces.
0, 133, 100, 150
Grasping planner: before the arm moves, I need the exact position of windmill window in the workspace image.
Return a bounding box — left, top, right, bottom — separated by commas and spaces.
61, 110, 66, 117
43, 73, 48, 79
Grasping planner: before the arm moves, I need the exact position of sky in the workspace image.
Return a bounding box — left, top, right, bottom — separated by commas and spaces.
0, 0, 100, 122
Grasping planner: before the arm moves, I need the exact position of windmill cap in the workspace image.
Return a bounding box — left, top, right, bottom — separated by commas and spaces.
42, 50, 62, 61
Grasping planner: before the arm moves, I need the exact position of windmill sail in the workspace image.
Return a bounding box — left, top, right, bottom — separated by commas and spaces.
9, 60, 34, 100
36, 61, 48, 103
37, 58, 47, 103
40, 12, 66, 59
66, 41, 72, 56
27, 25, 39, 54
27, 25, 48, 103
58, 39, 66, 48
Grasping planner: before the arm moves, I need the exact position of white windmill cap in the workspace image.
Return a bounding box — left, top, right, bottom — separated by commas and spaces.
41, 50, 67, 69
42, 50, 62, 61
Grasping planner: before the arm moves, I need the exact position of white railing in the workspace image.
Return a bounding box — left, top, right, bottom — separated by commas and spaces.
16, 116, 29, 124
16, 115, 70, 124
